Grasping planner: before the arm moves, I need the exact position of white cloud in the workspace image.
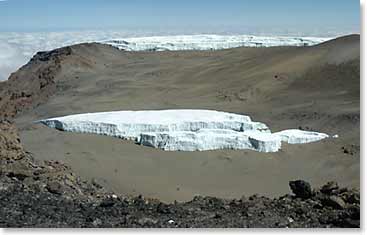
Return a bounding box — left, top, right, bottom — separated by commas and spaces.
0, 30, 150, 80
0, 41, 27, 80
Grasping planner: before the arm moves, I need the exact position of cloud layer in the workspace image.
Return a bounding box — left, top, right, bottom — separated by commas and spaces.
0, 30, 157, 80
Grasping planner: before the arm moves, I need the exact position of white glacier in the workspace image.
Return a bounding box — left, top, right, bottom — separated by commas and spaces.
102, 35, 332, 51
273, 129, 330, 144
38, 109, 330, 153
138, 129, 281, 152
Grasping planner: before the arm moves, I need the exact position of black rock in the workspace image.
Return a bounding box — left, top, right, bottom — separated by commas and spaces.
46, 181, 64, 195
99, 198, 116, 207
320, 181, 339, 194
341, 190, 360, 204
347, 205, 360, 220
341, 218, 360, 228
289, 180, 312, 199
321, 196, 346, 210
156, 203, 172, 214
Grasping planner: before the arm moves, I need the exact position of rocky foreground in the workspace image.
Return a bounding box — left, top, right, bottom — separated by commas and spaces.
0, 121, 360, 228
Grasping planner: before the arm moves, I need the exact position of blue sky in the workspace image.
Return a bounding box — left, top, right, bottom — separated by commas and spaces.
0, 0, 360, 34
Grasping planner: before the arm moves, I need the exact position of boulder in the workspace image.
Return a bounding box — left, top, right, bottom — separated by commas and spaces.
46, 181, 65, 195
320, 181, 339, 194
289, 180, 313, 199
322, 196, 346, 210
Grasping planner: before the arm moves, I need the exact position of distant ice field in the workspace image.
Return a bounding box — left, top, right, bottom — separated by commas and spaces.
103, 34, 331, 51
0, 32, 332, 80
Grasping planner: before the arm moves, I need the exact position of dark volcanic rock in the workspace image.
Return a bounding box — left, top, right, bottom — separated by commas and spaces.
289, 180, 313, 199
321, 196, 346, 210
0, 174, 360, 228
46, 181, 65, 195
99, 197, 116, 208
320, 181, 339, 195
341, 189, 360, 204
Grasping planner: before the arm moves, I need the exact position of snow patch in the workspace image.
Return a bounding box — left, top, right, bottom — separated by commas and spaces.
273, 129, 329, 144
38, 109, 330, 152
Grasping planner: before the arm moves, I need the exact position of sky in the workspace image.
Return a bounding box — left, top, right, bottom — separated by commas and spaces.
0, 0, 360, 35
0, 0, 361, 80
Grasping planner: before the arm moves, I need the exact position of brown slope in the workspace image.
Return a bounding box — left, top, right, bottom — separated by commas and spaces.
3, 35, 360, 202
0, 43, 120, 119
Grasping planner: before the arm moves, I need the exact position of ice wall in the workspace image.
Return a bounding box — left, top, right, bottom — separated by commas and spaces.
38, 109, 330, 152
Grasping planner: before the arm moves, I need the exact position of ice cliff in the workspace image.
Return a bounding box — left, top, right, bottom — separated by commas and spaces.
38, 110, 329, 153
103, 35, 331, 51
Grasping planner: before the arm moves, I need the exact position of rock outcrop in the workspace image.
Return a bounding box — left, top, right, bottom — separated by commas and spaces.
0, 121, 105, 199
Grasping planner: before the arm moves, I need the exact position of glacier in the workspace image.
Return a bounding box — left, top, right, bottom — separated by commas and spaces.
37, 109, 330, 153
102, 35, 332, 51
